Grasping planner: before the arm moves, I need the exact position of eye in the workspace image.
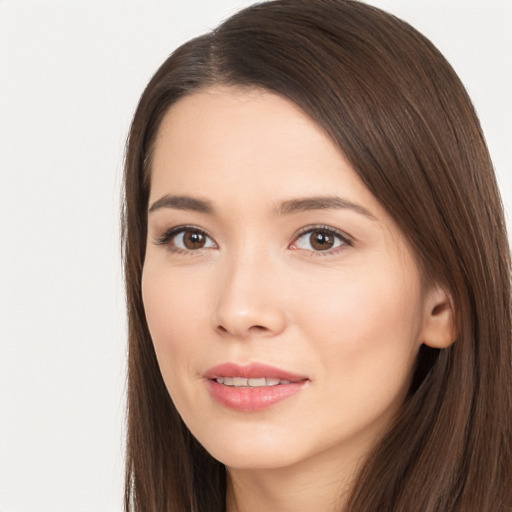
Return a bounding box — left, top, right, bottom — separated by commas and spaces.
290, 226, 351, 253
156, 226, 216, 252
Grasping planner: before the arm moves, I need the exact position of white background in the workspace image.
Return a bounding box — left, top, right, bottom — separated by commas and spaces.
0, 1, 510, 511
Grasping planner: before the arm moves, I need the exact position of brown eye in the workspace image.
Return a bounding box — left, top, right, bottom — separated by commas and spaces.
309, 231, 335, 251
183, 230, 207, 249
159, 227, 216, 252
292, 227, 347, 253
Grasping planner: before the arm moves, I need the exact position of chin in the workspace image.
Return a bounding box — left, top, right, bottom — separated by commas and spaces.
191, 426, 308, 470
210, 445, 304, 471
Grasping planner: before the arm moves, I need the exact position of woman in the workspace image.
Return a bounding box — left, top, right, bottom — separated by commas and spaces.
122, 1, 512, 510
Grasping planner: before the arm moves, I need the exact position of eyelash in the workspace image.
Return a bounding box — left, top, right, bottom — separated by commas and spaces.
292, 225, 353, 255
154, 224, 353, 256
155, 225, 215, 255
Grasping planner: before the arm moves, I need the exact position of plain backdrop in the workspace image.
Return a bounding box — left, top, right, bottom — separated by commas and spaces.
0, 1, 510, 511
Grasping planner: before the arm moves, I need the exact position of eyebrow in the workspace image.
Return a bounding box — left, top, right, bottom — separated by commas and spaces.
148, 195, 214, 214
148, 194, 376, 220
276, 196, 377, 220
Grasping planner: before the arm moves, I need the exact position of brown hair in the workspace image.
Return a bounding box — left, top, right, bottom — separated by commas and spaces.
122, 1, 512, 510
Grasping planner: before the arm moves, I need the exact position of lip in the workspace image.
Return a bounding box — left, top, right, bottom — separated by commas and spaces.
204, 362, 308, 381
203, 363, 309, 412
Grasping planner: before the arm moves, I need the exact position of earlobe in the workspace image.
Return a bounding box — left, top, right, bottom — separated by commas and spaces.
421, 286, 457, 349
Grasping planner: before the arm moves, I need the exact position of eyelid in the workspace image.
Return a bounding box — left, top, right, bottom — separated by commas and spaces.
152, 223, 353, 255
154, 225, 217, 251
290, 225, 354, 253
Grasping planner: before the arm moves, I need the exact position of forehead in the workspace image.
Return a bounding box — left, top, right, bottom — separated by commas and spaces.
150, 86, 379, 210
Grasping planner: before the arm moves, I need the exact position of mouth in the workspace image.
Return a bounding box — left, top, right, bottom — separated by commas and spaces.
204, 363, 309, 412
213, 376, 295, 387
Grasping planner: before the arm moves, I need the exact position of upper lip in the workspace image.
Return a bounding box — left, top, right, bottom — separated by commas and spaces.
203, 362, 308, 382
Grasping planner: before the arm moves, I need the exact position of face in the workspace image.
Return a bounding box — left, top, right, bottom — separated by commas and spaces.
142, 87, 434, 472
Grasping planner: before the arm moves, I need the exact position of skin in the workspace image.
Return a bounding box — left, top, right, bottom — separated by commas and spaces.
142, 87, 454, 512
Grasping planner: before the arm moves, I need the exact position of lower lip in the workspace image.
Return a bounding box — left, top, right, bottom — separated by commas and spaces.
205, 379, 307, 412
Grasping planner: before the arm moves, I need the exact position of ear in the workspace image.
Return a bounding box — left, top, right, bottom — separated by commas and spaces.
421, 284, 457, 349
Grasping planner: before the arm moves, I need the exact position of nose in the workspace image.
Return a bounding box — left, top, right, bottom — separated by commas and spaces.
211, 251, 287, 340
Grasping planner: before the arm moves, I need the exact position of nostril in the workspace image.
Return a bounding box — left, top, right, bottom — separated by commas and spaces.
216, 324, 269, 336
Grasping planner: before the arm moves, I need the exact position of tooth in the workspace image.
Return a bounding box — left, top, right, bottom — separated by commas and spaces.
217, 376, 294, 387
248, 378, 266, 387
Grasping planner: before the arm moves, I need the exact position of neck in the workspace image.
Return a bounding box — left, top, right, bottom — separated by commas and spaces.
225, 446, 364, 512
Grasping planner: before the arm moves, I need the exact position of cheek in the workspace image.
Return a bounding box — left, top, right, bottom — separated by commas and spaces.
297, 269, 424, 394
299, 267, 421, 337
141, 266, 207, 383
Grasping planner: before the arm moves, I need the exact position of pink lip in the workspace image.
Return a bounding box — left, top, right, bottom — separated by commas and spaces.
203, 363, 308, 412
204, 362, 307, 381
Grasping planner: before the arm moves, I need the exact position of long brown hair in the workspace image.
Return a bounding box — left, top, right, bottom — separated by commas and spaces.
122, 1, 512, 510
